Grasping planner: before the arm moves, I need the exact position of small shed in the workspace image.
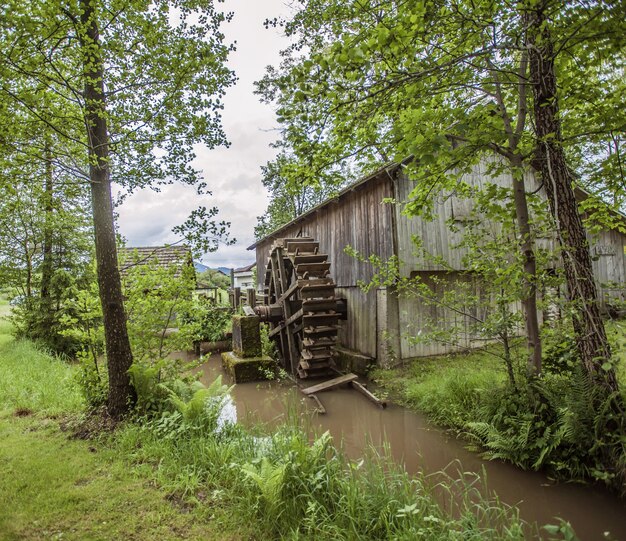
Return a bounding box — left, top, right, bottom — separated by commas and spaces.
249, 160, 626, 367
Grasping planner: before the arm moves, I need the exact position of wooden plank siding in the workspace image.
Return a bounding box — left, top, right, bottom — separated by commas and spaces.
336, 286, 378, 357
254, 170, 396, 359
393, 157, 547, 276
589, 228, 626, 310
255, 172, 396, 288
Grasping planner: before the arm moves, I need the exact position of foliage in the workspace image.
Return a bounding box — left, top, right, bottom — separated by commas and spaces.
259, 0, 624, 389
127, 351, 233, 426
0, 174, 94, 357
260, 322, 278, 360
122, 255, 196, 362
254, 155, 344, 239
115, 420, 536, 540
75, 352, 109, 413
258, 0, 625, 213
179, 297, 232, 344
196, 268, 231, 290
467, 370, 626, 487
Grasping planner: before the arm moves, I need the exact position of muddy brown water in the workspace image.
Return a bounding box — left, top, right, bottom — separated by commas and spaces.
194, 353, 626, 540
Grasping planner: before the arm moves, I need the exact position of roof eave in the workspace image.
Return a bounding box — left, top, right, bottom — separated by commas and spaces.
247, 161, 404, 250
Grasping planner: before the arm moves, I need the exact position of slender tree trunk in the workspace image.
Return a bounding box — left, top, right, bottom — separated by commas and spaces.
80, 0, 134, 418
24, 241, 32, 298
40, 137, 53, 300
511, 160, 542, 376
524, 4, 618, 394
490, 52, 542, 375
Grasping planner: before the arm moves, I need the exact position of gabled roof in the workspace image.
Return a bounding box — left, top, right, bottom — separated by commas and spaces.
118, 245, 193, 279
233, 262, 256, 273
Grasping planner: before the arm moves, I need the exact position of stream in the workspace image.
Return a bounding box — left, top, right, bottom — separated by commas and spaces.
193, 353, 626, 540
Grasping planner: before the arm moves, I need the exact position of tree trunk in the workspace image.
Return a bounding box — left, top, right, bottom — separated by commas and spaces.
40, 137, 53, 301
488, 52, 542, 376
80, 0, 135, 418
511, 159, 542, 376
524, 4, 618, 394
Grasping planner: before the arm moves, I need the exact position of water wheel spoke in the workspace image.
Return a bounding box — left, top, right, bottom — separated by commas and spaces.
262, 236, 339, 379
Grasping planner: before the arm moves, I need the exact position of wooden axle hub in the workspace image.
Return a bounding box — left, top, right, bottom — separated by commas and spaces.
254, 299, 347, 323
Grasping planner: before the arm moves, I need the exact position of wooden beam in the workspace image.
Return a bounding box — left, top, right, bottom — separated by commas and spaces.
308, 393, 326, 414
301, 373, 358, 395
351, 381, 387, 409
284, 308, 303, 328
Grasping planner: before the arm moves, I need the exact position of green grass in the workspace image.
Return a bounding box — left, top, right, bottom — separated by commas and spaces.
0, 305, 572, 540
0, 416, 243, 541
0, 331, 83, 416
372, 347, 509, 430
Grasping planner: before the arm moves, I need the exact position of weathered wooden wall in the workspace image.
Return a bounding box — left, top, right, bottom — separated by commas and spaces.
255, 170, 396, 287
336, 286, 378, 357
589, 229, 626, 310
393, 158, 546, 275
253, 169, 396, 358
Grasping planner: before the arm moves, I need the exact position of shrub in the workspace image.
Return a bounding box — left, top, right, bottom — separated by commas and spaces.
179, 298, 232, 344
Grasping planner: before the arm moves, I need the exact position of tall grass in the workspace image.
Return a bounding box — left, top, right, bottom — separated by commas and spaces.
114, 419, 536, 540
0, 311, 83, 415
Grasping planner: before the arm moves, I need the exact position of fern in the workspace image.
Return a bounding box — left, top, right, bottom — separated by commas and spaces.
241, 457, 286, 513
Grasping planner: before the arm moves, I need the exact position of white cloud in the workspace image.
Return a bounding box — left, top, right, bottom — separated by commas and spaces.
117, 0, 290, 269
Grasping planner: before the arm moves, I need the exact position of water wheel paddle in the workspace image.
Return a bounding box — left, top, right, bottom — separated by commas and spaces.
255, 237, 339, 379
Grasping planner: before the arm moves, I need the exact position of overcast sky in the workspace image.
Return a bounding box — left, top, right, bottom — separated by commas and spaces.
116, 0, 292, 269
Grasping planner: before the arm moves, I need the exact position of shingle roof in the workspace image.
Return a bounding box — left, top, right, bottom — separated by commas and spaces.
233, 262, 255, 273
118, 245, 193, 280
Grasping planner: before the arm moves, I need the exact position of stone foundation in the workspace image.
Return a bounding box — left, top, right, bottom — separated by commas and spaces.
221, 351, 275, 383
333, 347, 374, 376
231, 315, 261, 357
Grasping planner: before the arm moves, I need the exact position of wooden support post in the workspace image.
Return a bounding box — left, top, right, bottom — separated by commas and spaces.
351, 381, 387, 409
247, 287, 256, 307
233, 287, 241, 311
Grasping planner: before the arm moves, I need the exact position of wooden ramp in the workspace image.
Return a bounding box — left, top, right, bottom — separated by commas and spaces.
301, 373, 358, 395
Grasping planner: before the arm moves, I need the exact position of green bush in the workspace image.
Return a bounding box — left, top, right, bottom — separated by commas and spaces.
76, 352, 108, 412
179, 298, 232, 343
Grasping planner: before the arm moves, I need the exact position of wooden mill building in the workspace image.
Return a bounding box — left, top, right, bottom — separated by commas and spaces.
249, 160, 626, 367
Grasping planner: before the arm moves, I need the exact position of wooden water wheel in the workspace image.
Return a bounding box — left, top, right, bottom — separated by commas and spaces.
255, 237, 344, 379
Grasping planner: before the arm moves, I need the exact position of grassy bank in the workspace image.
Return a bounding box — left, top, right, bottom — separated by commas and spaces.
0, 298, 244, 540
0, 301, 577, 540
372, 321, 626, 490
0, 418, 242, 541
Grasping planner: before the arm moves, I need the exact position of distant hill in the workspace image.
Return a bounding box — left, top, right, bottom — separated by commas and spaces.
193, 261, 209, 273
194, 262, 231, 276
